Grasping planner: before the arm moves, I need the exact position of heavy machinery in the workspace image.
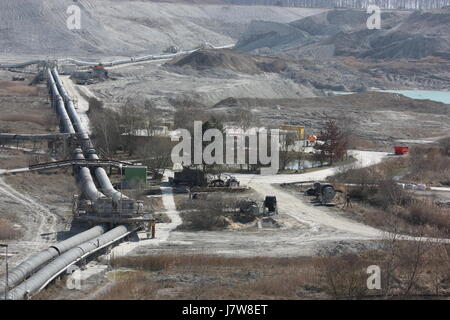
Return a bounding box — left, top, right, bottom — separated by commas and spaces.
173, 167, 206, 186
208, 174, 240, 188
263, 196, 278, 215
237, 199, 260, 216
306, 182, 337, 205
235, 196, 278, 218
163, 45, 180, 54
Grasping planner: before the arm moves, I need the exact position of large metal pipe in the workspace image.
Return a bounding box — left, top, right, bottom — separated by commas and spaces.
0, 43, 235, 70
7, 225, 133, 300
0, 68, 137, 300
79, 167, 106, 202
52, 68, 130, 208
0, 70, 109, 297
86, 152, 130, 204
72, 148, 106, 201
50, 225, 108, 254
50, 71, 108, 204
51, 68, 93, 148
0, 226, 107, 294
0, 60, 43, 69
56, 43, 234, 67
47, 69, 75, 134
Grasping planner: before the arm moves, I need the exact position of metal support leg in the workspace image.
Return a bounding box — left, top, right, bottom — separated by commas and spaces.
151, 221, 156, 239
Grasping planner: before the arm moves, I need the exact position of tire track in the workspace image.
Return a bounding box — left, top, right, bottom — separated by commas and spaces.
0, 177, 57, 242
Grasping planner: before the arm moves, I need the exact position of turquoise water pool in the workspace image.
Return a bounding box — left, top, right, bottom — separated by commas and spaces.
333, 90, 450, 104
380, 90, 450, 104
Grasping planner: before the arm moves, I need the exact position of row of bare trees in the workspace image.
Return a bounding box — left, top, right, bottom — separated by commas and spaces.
90, 96, 354, 175
89, 98, 172, 178
225, 0, 450, 9
319, 234, 450, 298
322, 156, 450, 298
90, 98, 161, 156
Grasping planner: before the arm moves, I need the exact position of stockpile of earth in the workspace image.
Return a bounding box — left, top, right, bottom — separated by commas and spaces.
171, 49, 288, 75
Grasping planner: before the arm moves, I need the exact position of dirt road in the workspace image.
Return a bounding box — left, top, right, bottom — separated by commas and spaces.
109, 171, 182, 257
0, 176, 59, 270
0, 177, 57, 242
235, 150, 387, 237
124, 151, 389, 257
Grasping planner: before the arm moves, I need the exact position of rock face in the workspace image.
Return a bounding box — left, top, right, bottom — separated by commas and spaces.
236, 8, 450, 60
235, 20, 310, 52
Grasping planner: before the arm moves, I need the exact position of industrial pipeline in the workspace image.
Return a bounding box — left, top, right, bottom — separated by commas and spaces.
0, 65, 139, 299
0, 44, 235, 69
6, 225, 136, 300
50, 68, 134, 211
0, 225, 107, 296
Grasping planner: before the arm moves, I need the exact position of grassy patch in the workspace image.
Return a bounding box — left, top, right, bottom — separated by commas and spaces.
99, 244, 450, 300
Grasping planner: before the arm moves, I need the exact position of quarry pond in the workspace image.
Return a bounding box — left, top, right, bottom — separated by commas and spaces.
334, 90, 450, 104
380, 90, 450, 104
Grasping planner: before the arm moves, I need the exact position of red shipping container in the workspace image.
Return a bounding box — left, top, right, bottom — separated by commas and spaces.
394, 146, 409, 155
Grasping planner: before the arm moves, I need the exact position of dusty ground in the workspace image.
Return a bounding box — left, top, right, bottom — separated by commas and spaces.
106, 151, 387, 260
88, 56, 316, 112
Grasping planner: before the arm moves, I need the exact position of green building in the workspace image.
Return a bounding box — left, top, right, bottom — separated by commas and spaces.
124, 166, 147, 184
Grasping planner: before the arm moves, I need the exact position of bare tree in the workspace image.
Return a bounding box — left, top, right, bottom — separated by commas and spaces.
89, 98, 122, 157
118, 99, 147, 155
279, 131, 297, 171
238, 107, 254, 132
314, 120, 348, 165
438, 137, 450, 156
142, 99, 159, 137
136, 137, 173, 180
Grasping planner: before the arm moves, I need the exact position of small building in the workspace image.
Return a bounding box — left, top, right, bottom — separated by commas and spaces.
59, 64, 77, 75
124, 166, 147, 184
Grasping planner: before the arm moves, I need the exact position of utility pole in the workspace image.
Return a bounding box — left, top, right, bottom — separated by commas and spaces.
1, 244, 8, 300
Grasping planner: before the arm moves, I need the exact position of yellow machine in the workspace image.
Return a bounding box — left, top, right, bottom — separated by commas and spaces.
279, 125, 305, 139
